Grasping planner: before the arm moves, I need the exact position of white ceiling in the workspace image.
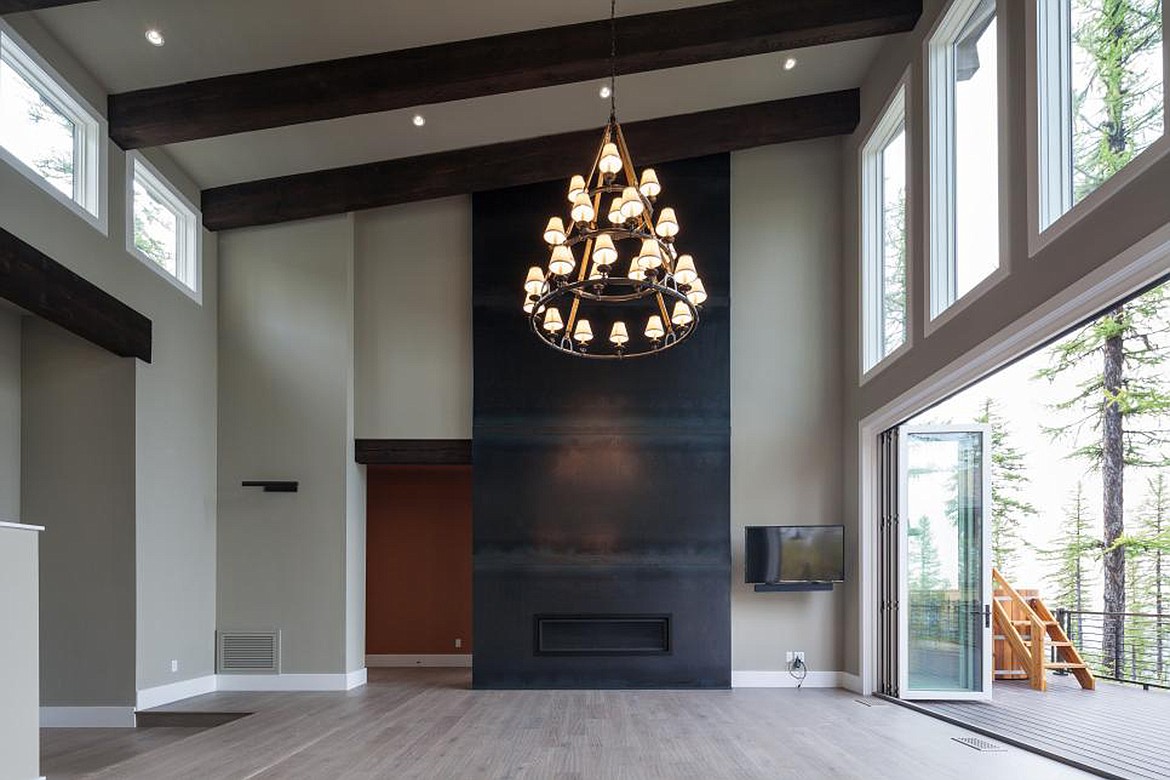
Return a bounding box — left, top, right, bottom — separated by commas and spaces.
27, 0, 890, 190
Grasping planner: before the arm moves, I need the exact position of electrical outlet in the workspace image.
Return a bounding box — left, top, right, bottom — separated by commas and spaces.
785, 651, 793, 663
170, 659, 179, 673
794, 651, 806, 665
455, 638, 462, 649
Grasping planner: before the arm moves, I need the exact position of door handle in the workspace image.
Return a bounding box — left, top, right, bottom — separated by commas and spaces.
983, 604, 991, 628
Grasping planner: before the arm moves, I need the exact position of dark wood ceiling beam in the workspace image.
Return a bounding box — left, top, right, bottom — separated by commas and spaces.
0, 227, 152, 362
0, 0, 96, 12
201, 89, 859, 232
110, 0, 918, 148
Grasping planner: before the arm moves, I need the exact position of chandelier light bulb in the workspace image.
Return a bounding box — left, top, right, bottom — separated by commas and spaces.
599, 142, 623, 175
549, 245, 576, 276
639, 168, 661, 199
627, 262, 646, 282
607, 195, 625, 224
524, 266, 546, 296
686, 278, 707, 306
589, 263, 604, 280
523, 295, 535, 314
543, 307, 564, 333
620, 187, 644, 220
671, 300, 694, 327
644, 315, 666, 340
571, 193, 595, 224
637, 239, 663, 271
610, 321, 630, 346
655, 208, 679, 239
543, 217, 567, 245
592, 233, 617, 268
673, 254, 698, 286
567, 175, 587, 202
574, 319, 594, 344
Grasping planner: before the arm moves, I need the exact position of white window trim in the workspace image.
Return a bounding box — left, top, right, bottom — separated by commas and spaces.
125, 151, 203, 305
1026, 0, 1170, 257
857, 216, 1170, 696
860, 70, 914, 384
923, 0, 1007, 335
0, 19, 107, 235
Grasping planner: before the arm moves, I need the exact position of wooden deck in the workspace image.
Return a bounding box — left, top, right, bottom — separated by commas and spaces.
916, 675, 1170, 780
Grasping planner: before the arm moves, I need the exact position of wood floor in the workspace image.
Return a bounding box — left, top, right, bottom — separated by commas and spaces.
917, 675, 1170, 780
45, 669, 1091, 779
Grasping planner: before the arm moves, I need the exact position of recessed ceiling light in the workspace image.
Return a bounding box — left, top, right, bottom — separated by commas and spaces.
145, 29, 165, 47
783, 56, 797, 71
599, 83, 612, 99
412, 113, 426, 127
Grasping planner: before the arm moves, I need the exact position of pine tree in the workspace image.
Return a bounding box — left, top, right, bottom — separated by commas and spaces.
909, 514, 947, 593
882, 186, 907, 356
1045, 0, 1168, 673
976, 398, 1038, 580
1041, 483, 1100, 649
1037, 284, 1170, 674
1128, 474, 1170, 683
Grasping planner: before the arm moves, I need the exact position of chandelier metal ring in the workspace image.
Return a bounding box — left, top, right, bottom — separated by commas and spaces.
530, 275, 700, 359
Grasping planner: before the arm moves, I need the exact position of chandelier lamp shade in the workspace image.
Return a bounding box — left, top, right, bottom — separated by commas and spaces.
520, 113, 705, 359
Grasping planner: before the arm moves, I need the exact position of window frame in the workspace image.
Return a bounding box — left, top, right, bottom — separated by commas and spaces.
860, 73, 913, 382
924, 0, 1008, 334
0, 19, 106, 234
1027, 0, 1170, 256
125, 151, 203, 305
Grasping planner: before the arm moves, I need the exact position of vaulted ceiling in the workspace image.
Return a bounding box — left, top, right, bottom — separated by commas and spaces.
8, 0, 919, 227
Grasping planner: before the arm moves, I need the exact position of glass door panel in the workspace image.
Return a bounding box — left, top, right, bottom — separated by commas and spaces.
898, 425, 991, 700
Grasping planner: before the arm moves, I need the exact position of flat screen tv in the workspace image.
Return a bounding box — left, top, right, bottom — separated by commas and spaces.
744, 525, 845, 584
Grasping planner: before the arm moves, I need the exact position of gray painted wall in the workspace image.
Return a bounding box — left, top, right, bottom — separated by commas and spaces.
1, 16, 220, 694
218, 215, 362, 674
23, 319, 136, 706
354, 197, 473, 439
839, 0, 1170, 675
731, 141, 845, 673
0, 311, 19, 522
0, 526, 40, 780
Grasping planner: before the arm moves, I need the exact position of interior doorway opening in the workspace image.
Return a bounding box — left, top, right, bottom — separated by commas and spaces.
365, 465, 473, 667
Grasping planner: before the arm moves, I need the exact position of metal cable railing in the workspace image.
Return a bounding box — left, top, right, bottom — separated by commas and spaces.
1054, 608, 1170, 689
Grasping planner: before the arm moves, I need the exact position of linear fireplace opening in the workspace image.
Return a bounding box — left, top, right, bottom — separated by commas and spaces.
534, 615, 671, 656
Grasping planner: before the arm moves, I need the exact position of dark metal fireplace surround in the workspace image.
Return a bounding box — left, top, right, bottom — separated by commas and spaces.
471, 154, 731, 689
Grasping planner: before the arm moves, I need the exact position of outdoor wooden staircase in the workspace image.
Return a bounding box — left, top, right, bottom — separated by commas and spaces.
992, 568, 1095, 691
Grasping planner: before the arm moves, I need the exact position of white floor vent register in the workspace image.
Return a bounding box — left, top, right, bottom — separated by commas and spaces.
218, 630, 281, 673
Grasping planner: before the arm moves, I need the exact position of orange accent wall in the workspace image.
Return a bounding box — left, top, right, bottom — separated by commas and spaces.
365, 465, 473, 654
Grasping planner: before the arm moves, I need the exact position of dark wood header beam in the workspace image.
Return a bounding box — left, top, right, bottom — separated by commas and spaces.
356, 439, 472, 466
0, 227, 152, 362
0, 0, 96, 12
203, 89, 859, 231
110, 0, 918, 148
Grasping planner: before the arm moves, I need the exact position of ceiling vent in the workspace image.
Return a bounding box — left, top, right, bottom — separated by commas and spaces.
217, 630, 280, 674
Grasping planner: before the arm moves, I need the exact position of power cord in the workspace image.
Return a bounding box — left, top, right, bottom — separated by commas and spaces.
788, 656, 808, 689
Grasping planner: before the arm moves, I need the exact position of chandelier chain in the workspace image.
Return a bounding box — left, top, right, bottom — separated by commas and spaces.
609, 0, 617, 119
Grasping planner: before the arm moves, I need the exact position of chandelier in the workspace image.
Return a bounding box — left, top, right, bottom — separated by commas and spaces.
520, 2, 706, 359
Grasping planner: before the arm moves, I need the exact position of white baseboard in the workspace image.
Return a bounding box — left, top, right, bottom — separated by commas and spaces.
731, 670, 848, 688
136, 674, 217, 710
366, 654, 473, 668
216, 669, 368, 692
40, 706, 136, 728
839, 672, 864, 694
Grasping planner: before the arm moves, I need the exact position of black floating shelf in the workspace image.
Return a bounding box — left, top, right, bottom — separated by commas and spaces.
754, 582, 834, 593
242, 481, 299, 493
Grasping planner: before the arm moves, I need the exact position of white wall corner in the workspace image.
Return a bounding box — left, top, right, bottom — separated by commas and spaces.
730, 670, 849, 689
40, 706, 137, 728
345, 668, 368, 690
838, 672, 864, 694
366, 654, 473, 668
135, 674, 218, 711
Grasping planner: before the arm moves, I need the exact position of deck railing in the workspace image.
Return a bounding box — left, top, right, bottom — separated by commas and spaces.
1055, 608, 1170, 690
